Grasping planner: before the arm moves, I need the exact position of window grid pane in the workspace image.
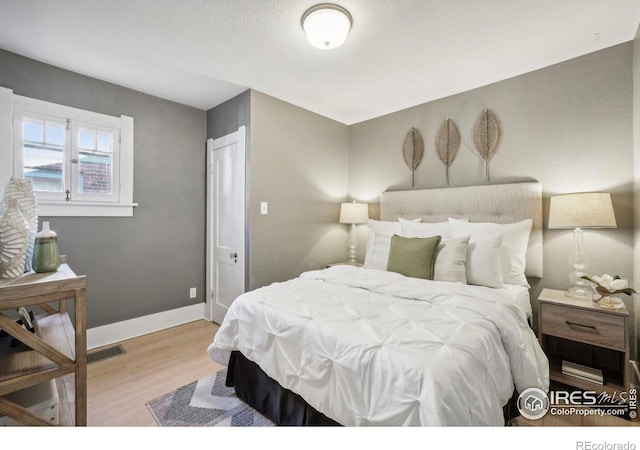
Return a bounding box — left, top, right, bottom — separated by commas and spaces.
96, 133, 112, 153
22, 117, 65, 193
78, 129, 96, 150
78, 151, 112, 195
45, 123, 65, 146
23, 119, 44, 143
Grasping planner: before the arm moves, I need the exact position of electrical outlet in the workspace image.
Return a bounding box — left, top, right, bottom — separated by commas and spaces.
189, 287, 197, 299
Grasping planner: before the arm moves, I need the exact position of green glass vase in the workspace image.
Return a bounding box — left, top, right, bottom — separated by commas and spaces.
32, 221, 60, 273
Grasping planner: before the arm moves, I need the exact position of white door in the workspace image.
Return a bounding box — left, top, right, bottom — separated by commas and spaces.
206, 126, 246, 325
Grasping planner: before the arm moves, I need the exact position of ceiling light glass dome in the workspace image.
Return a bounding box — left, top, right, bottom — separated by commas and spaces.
302, 4, 352, 50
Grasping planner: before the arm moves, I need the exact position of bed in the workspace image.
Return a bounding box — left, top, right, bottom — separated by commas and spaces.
208, 181, 549, 426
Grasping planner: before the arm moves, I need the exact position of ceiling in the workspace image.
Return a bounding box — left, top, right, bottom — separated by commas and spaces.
0, 0, 639, 125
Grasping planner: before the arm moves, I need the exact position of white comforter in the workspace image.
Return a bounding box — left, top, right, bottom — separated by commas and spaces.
208, 266, 549, 426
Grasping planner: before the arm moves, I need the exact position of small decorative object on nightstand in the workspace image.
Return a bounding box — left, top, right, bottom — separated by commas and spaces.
339, 201, 368, 264
582, 274, 636, 310
538, 288, 629, 396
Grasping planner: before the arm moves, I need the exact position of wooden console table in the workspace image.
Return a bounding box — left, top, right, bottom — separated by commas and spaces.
0, 264, 86, 426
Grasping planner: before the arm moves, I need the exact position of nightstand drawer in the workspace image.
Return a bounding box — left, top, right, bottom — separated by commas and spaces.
540, 303, 625, 350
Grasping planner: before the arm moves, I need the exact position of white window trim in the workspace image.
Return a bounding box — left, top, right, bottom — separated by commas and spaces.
0, 86, 137, 217
0, 88, 13, 190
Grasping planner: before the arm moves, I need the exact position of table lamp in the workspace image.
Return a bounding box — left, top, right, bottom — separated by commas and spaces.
548, 192, 617, 298
339, 202, 369, 264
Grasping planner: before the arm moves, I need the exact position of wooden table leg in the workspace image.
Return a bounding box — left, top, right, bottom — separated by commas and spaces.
74, 288, 87, 426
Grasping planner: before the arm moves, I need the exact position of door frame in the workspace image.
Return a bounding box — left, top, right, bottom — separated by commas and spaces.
205, 126, 246, 323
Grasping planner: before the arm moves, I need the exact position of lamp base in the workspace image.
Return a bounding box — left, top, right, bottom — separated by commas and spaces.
347, 245, 357, 264
565, 227, 591, 299
565, 285, 592, 299
346, 223, 358, 264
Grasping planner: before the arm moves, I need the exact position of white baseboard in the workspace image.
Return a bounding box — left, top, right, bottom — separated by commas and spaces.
87, 303, 206, 350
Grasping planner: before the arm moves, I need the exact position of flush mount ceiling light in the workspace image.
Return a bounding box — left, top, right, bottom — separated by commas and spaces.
302, 3, 352, 50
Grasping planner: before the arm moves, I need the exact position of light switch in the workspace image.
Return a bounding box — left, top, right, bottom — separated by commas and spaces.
260, 202, 268, 215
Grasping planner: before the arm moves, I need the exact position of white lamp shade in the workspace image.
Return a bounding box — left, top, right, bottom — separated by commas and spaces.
548, 192, 617, 229
339, 202, 368, 224
302, 4, 352, 49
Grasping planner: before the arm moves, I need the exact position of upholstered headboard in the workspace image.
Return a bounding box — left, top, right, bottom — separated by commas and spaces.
380, 181, 543, 278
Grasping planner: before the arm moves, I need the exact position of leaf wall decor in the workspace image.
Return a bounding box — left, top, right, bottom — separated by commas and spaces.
402, 127, 425, 188
435, 118, 461, 186
472, 109, 502, 180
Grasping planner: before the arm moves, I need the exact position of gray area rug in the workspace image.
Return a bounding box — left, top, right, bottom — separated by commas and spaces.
146, 369, 275, 427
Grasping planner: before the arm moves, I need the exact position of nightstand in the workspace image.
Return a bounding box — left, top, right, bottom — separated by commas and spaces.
538, 288, 630, 396
326, 261, 363, 268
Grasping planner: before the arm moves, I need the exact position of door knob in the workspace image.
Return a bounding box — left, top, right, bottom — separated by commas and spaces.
229, 252, 238, 263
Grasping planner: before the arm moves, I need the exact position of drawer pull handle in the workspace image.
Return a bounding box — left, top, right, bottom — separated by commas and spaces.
565, 320, 597, 330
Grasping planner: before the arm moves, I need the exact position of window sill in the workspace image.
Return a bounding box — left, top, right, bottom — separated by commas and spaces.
38, 201, 138, 217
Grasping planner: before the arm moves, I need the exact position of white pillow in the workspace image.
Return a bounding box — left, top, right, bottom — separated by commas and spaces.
364, 232, 393, 270
399, 219, 454, 240
465, 235, 504, 288
433, 235, 470, 284
364, 219, 419, 270
367, 219, 403, 236
449, 218, 533, 287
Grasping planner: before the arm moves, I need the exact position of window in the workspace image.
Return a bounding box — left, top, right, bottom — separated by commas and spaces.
15, 112, 120, 203
0, 87, 136, 216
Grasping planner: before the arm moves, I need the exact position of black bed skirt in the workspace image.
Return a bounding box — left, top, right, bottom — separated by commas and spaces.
226, 351, 341, 426
226, 350, 519, 426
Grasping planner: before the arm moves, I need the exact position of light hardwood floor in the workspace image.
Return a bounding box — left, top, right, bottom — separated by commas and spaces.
87, 319, 221, 426
86, 319, 638, 428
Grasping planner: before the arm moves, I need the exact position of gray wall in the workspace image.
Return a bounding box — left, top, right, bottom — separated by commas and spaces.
207, 90, 251, 141
206, 90, 351, 294
349, 43, 635, 341
0, 49, 207, 328
249, 90, 350, 289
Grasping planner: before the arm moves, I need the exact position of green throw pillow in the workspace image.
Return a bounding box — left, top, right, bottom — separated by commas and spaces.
387, 235, 442, 280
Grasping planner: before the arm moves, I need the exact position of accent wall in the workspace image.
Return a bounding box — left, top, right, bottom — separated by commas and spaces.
348, 43, 635, 349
